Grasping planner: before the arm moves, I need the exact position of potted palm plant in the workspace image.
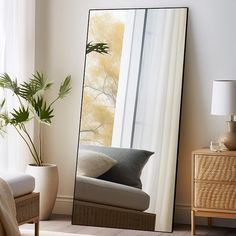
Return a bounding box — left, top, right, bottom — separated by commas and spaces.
0, 72, 71, 219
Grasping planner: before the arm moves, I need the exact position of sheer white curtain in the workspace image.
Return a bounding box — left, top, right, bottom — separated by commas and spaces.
112, 9, 145, 147
132, 9, 187, 231
0, 0, 35, 172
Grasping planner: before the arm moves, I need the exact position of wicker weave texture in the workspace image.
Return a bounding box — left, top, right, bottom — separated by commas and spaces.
194, 181, 236, 210
195, 155, 236, 182
15, 193, 39, 224
73, 200, 155, 231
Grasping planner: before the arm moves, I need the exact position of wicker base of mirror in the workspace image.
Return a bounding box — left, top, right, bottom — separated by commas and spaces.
72, 200, 156, 231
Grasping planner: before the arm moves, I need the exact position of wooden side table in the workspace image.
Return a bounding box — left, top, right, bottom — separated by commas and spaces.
191, 149, 236, 235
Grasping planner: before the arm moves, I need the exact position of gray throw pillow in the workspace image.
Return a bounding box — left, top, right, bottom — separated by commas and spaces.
80, 145, 154, 189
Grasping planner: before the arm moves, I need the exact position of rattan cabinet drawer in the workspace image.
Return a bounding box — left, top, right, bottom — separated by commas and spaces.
194, 154, 236, 182
194, 181, 236, 210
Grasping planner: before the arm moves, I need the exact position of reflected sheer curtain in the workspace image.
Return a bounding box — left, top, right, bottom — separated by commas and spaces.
0, 0, 35, 172
132, 9, 186, 231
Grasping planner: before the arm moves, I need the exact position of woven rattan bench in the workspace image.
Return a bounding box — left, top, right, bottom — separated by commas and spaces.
15, 192, 40, 236
73, 200, 156, 231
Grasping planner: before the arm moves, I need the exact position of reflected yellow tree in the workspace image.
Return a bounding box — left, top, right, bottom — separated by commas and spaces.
80, 12, 124, 146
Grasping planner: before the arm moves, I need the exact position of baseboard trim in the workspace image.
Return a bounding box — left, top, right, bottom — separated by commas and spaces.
174, 203, 191, 224
174, 203, 236, 228
53, 195, 73, 215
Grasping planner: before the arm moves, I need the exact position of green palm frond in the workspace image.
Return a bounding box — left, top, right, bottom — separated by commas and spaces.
0, 99, 5, 111
10, 107, 30, 124
19, 82, 37, 100
58, 76, 72, 99
0, 118, 6, 136
31, 96, 54, 124
19, 71, 53, 99
86, 42, 109, 55
0, 110, 9, 135
0, 73, 20, 95
32, 71, 53, 91
0, 126, 5, 136
0, 99, 7, 136
0, 112, 10, 126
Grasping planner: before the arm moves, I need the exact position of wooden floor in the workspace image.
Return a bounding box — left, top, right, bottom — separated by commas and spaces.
20, 215, 236, 236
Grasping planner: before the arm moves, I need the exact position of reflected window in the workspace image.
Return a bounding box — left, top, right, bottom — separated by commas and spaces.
80, 10, 127, 146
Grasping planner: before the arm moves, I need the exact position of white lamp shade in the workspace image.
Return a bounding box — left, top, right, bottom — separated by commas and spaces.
211, 80, 236, 116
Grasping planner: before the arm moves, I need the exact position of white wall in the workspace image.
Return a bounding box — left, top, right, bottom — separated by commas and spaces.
35, 0, 236, 225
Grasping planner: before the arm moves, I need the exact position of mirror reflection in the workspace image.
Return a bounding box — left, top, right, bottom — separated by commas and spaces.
73, 8, 188, 232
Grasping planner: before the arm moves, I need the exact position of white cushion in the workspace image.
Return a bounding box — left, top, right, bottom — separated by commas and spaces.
77, 150, 117, 177
75, 176, 150, 211
0, 172, 35, 197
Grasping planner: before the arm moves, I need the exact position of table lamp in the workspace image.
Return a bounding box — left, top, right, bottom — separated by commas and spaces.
211, 80, 236, 150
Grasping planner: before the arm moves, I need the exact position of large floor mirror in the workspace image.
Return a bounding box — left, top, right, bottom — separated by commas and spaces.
72, 7, 188, 232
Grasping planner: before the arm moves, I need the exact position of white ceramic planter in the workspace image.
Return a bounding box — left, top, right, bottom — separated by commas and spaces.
25, 164, 59, 220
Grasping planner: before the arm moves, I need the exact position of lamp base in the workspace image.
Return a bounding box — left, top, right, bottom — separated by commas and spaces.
221, 121, 236, 150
